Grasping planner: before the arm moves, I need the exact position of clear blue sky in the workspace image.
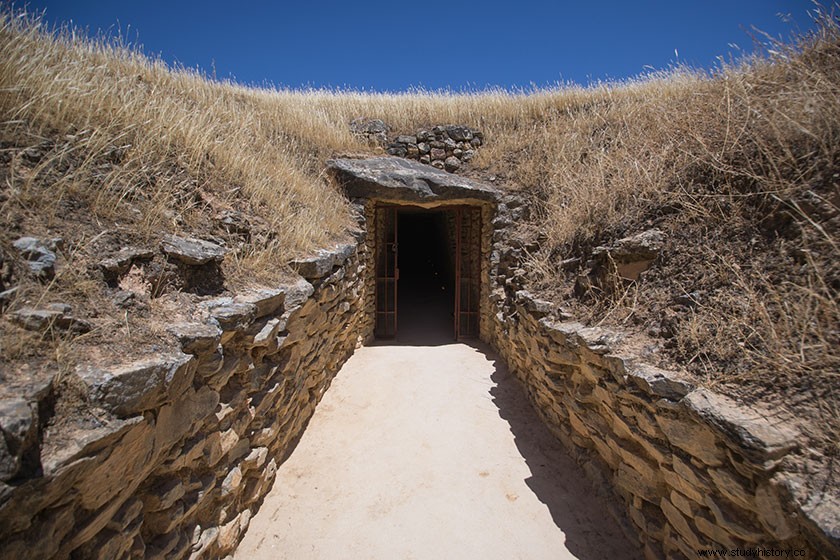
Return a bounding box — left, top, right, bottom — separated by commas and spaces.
19, 0, 827, 91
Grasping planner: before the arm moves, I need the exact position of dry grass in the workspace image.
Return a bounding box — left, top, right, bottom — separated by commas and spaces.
1, 8, 838, 434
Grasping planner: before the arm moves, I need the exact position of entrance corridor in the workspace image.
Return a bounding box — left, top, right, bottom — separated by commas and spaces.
235, 341, 633, 559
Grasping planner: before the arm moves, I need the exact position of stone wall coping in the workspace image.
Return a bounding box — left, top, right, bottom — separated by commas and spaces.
627, 364, 695, 401
504, 295, 837, 556
2, 242, 366, 557
76, 352, 195, 419
233, 288, 286, 318
290, 243, 356, 280
682, 388, 800, 463
539, 306, 799, 463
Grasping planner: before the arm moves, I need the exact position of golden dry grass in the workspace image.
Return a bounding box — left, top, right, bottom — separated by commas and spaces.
1, 8, 838, 432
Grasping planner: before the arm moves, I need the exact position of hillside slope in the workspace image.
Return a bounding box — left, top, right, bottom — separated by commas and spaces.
0, 9, 837, 447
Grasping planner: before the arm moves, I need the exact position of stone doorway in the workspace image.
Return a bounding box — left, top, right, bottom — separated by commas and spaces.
374, 204, 481, 340
328, 156, 499, 343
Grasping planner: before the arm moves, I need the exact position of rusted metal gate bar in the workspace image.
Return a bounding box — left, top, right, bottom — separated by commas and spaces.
455, 206, 480, 340
374, 205, 398, 338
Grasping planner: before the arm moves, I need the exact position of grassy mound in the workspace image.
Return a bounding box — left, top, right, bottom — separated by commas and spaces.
1, 8, 837, 441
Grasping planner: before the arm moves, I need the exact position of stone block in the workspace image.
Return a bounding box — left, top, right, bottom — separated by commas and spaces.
627, 364, 694, 401
0, 398, 39, 482
209, 302, 257, 332
683, 388, 799, 464
4, 504, 76, 559
142, 478, 186, 513
144, 500, 185, 535
161, 235, 226, 265
13, 236, 57, 279
218, 509, 252, 552
591, 434, 619, 469
291, 244, 354, 280
754, 482, 796, 540
662, 467, 706, 504
694, 514, 738, 548
145, 530, 183, 560
74, 526, 135, 560
168, 322, 222, 356
106, 497, 144, 532
616, 462, 665, 503
221, 466, 242, 497
9, 306, 92, 334
191, 526, 220, 559
616, 442, 662, 487
154, 387, 220, 456
670, 489, 698, 518
77, 353, 195, 418
240, 447, 268, 472
660, 497, 702, 549
75, 421, 156, 510
704, 493, 765, 543
708, 468, 755, 512
656, 414, 724, 466
234, 287, 286, 318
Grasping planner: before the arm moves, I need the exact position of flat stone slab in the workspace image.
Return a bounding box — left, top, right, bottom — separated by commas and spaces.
160, 235, 227, 265
328, 156, 500, 203
683, 388, 799, 464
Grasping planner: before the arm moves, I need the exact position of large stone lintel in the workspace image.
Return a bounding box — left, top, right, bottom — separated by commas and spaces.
328, 156, 500, 204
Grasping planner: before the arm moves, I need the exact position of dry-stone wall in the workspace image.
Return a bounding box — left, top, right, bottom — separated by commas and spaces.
0, 244, 366, 559
386, 125, 483, 172
486, 204, 837, 559
349, 118, 483, 172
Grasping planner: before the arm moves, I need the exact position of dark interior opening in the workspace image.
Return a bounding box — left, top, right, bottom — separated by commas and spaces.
397, 208, 454, 340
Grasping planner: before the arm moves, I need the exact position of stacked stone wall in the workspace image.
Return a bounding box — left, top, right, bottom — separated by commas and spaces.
485, 200, 837, 559
349, 119, 483, 173
0, 245, 367, 559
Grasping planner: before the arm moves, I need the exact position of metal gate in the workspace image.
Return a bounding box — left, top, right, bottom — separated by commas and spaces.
374, 206, 398, 338
454, 206, 480, 339
374, 204, 480, 340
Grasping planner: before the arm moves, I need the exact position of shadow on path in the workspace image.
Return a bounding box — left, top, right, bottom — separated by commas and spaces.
477, 342, 634, 559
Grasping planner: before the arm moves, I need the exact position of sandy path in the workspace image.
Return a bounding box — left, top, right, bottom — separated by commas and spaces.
234, 340, 633, 560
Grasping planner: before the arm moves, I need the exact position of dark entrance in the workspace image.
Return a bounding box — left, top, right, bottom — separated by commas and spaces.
374, 204, 480, 340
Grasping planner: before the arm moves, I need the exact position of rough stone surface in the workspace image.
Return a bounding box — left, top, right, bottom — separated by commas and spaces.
591, 229, 665, 281
683, 388, 799, 462
356, 122, 482, 172
77, 353, 195, 417
628, 364, 694, 400
0, 241, 367, 559
160, 235, 227, 265
167, 322, 222, 355
486, 258, 826, 557
0, 398, 38, 482
349, 117, 389, 145
12, 236, 57, 279
1, 188, 831, 559
9, 306, 92, 334
329, 157, 499, 203
99, 247, 155, 277
291, 243, 355, 280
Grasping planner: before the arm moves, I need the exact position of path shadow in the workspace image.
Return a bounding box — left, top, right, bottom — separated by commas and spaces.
471, 341, 635, 559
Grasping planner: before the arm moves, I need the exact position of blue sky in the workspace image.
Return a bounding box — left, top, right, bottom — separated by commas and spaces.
20, 0, 826, 91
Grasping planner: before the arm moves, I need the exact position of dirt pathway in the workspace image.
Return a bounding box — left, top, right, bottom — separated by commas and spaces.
235, 339, 634, 560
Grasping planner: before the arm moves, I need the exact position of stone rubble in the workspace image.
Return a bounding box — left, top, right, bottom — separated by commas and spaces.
349, 119, 484, 173
9, 303, 92, 333
12, 236, 60, 280
160, 235, 227, 266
